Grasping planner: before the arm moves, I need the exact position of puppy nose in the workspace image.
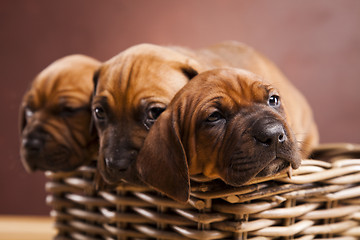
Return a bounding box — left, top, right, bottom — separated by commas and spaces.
23, 136, 44, 151
105, 157, 131, 171
252, 120, 287, 146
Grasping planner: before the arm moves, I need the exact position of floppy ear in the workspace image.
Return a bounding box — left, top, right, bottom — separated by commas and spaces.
181, 65, 198, 80
178, 58, 206, 81
136, 110, 190, 203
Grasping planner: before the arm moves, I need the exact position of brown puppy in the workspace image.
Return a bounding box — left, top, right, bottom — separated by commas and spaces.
137, 68, 319, 202
92, 44, 205, 184
20, 55, 100, 172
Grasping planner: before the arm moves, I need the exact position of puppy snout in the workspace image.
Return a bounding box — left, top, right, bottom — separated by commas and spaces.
23, 137, 44, 151
105, 157, 131, 171
23, 131, 48, 152
252, 119, 286, 147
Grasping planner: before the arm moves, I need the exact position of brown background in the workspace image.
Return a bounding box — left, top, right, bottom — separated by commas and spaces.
1, 0, 359, 215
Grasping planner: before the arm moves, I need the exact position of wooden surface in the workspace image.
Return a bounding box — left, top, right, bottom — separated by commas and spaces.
0, 215, 56, 240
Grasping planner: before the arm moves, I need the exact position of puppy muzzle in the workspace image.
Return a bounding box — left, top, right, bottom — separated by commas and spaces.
100, 149, 138, 184
223, 116, 300, 186
21, 126, 74, 172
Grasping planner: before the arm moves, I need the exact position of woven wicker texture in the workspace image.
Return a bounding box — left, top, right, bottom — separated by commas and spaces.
45, 143, 360, 240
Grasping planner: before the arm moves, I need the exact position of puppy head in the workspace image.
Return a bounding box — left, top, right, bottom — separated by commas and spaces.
20, 55, 100, 172
92, 44, 203, 184
137, 68, 301, 202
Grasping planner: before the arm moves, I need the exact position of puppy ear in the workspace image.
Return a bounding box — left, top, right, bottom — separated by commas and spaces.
179, 58, 205, 81
181, 66, 198, 80
136, 110, 190, 203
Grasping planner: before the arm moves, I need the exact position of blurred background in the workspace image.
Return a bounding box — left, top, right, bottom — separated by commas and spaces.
0, 0, 359, 215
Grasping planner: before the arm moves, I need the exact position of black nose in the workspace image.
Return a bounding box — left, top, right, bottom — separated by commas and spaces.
105, 157, 132, 171
23, 136, 45, 152
252, 119, 287, 146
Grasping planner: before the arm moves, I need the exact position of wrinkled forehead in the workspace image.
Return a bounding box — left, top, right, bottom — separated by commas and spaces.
202, 68, 270, 90
95, 52, 190, 101
36, 69, 92, 93
26, 71, 93, 107
178, 68, 274, 104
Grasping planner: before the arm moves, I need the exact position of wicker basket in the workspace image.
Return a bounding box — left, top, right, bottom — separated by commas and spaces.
45, 143, 360, 240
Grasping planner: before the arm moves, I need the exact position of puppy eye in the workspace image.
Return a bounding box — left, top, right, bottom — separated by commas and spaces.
206, 111, 224, 122
60, 106, 87, 117
94, 107, 106, 120
144, 105, 166, 130
147, 107, 165, 120
62, 106, 77, 115
268, 95, 280, 108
